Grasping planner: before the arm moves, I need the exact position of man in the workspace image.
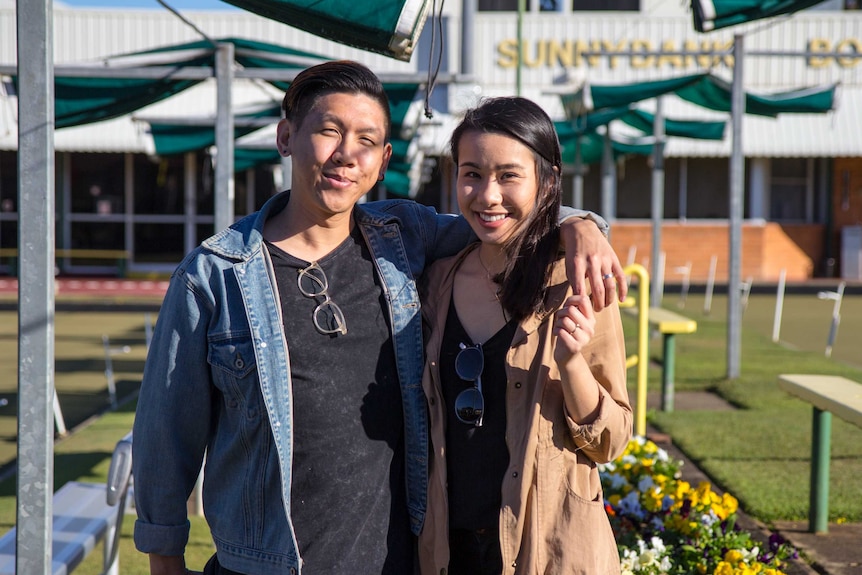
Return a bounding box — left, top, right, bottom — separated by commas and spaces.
132, 60, 626, 575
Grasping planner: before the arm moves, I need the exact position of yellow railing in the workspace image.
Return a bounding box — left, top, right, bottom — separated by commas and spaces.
620, 263, 649, 437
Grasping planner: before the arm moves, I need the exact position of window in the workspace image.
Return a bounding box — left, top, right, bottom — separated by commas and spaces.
478, 0, 566, 10
478, 0, 517, 10
133, 155, 187, 215
770, 158, 812, 221
572, 0, 639, 10
70, 153, 126, 215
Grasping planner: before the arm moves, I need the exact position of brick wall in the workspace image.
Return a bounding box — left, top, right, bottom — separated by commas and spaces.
610, 221, 824, 282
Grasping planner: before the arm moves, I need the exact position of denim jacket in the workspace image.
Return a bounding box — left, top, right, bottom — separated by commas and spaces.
132, 191, 607, 575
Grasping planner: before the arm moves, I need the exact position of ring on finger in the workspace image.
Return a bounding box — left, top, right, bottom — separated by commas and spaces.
569, 323, 580, 335
602, 273, 614, 280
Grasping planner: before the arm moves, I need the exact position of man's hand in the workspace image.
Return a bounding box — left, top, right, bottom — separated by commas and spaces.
149, 554, 201, 575
560, 217, 627, 311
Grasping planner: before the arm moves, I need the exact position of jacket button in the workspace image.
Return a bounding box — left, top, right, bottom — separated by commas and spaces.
514, 382, 522, 389
429, 397, 436, 406
234, 355, 244, 369
512, 471, 519, 478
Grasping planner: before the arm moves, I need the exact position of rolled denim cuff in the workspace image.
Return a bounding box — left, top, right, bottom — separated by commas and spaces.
134, 518, 191, 556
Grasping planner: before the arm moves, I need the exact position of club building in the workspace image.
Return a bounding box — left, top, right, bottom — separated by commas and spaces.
2, 0, 862, 283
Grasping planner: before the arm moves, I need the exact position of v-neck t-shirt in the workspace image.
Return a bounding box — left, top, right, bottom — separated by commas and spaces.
266, 224, 412, 574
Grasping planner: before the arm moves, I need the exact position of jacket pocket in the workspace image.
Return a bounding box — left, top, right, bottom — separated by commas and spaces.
208, 333, 262, 419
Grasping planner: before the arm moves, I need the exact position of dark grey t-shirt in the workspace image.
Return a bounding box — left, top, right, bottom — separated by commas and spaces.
266, 225, 413, 574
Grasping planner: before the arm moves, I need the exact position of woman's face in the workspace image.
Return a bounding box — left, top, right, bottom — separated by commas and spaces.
455, 130, 539, 247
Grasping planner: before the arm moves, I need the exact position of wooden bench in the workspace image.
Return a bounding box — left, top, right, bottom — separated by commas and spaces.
777, 374, 862, 534
623, 306, 697, 411
0, 433, 133, 574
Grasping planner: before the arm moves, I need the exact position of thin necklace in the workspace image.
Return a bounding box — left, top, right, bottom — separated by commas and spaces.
477, 248, 509, 322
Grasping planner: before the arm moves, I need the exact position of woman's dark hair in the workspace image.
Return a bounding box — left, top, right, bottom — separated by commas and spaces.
281, 60, 392, 141
449, 96, 563, 321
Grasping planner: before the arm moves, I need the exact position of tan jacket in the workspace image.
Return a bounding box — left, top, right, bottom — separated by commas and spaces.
419, 245, 632, 575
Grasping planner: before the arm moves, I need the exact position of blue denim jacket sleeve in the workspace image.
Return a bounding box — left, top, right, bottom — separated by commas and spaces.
132, 260, 213, 556
559, 205, 610, 237
367, 200, 609, 270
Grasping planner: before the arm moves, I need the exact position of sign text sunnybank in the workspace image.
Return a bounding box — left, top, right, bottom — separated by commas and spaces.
496, 38, 862, 69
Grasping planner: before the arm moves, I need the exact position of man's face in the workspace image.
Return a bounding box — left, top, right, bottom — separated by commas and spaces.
278, 92, 392, 219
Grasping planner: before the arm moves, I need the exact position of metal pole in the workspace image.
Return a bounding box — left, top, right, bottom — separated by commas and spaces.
461, 0, 476, 76
650, 97, 665, 309
215, 42, 235, 232
16, 0, 55, 572
572, 137, 583, 209
516, 0, 525, 96
727, 34, 745, 380
601, 128, 614, 224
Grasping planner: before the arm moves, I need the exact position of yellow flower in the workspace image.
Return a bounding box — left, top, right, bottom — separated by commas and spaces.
714, 561, 735, 575
724, 549, 744, 564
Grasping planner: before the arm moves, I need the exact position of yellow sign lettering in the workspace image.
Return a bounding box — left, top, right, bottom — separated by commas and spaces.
836, 38, 862, 68
807, 38, 831, 68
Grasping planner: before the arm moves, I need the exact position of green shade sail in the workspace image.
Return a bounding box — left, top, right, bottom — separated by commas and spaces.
691, 0, 830, 32
218, 0, 432, 61
620, 109, 727, 140
677, 75, 837, 117
149, 104, 281, 156
17, 74, 201, 130
586, 74, 706, 111
564, 73, 836, 120
556, 122, 654, 165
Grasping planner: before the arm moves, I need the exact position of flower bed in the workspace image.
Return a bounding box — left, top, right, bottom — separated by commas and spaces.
600, 437, 798, 575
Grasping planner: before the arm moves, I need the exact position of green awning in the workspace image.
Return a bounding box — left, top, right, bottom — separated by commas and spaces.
149, 104, 281, 156
561, 73, 836, 119
677, 75, 837, 117
558, 102, 726, 141
33, 74, 201, 130
585, 74, 706, 111
620, 109, 726, 140
691, 0, 829, 32
560, 104, 633, 134
235, 148, 281, 172
218, 0, 431, 62
556, 122, 654, 165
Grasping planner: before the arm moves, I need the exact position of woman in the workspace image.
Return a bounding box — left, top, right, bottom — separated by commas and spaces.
419, 97, 633, 575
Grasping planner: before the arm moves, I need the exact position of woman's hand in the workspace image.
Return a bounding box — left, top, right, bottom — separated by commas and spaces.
553, 295, 596, 365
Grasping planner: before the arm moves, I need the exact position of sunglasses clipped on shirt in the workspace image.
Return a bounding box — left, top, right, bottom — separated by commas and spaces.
454, 342, 484, 427
297, 261, 348, 336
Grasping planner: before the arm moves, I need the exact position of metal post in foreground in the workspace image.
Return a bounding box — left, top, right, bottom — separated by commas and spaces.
16, 0, 56, 572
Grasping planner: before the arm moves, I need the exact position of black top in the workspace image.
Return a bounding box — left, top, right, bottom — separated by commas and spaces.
440, 299, 517, 531
266, 224, 413, 574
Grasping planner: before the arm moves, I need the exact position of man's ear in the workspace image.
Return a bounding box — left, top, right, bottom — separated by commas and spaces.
276, 119, 291, 157
378, 142, 393, 180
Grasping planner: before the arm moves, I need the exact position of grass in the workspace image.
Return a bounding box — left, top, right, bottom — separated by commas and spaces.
622, 289, 862, 525
1, 287, 861, 570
